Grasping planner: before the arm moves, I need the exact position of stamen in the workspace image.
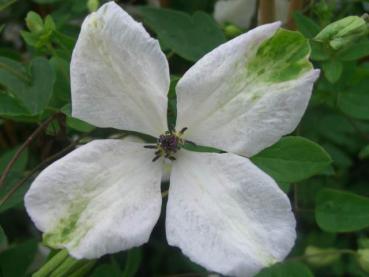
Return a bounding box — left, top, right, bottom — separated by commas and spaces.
143, 128, 188, 162
144, 145, 157, 149
179, 127, 188, 134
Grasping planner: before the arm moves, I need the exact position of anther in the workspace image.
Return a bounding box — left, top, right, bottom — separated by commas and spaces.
179, 127, 188, 134
144, 145, 157, 149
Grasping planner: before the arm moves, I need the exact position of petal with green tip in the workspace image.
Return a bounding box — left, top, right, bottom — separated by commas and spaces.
176, 23, 319, 157
25, 140, 162, 259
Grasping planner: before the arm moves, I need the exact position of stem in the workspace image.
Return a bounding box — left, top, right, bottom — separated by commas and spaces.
161, 190, 169, 198
289, 249, 357, 262
286, 0, 304, 29
33, 250, 69, 277
49, 256, 86, 277
67, 261, 96, 277
258, 0, 275, 25
0, 114, 58, 190
0, 139, 80, 208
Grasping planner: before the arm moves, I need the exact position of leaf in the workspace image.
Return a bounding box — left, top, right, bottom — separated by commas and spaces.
293, 12, 320, 38
66, 117, 95, 133
323, 59, 343, 83
19, 57, 55, 114
0, 57, 55, 115
0, 147, 29, 213
256, 261, 314, 277
0, 92, 30, 117
0, 240, 38, 277
0, 0, 16, 11
122, 248, 142, 277
90, 264, 121, 277
251, 136, 332, 183
139, 7, 226, 61
48, 57, 70, 109
359, 145, 369, 159
338, 80, 369, 120
0, 226, 8, 250
315, 189, 369, 232
339, 40, 369, 61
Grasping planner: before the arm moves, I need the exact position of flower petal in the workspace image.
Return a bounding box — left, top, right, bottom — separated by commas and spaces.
214, 0, 257, 29
25, 139, 162, 259
176, 23, 320, 156
71, 2, 169, 137
166, 149, 296, 277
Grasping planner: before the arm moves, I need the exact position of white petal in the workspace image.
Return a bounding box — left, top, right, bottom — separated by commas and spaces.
25, 139, 162, 259
166, 150, 296, 277
176, 23, 320, 156
214, 0, 257, 29
71, 2, 169, 137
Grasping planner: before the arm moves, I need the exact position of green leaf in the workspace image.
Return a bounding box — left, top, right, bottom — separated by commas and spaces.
66, 117, 95, 133
323, 59, 343, 83
139, 7, 226, 61
0, 147, 28, 173
310, 41, 330, 61
90, 264, 121, 277
359, 145, 369, 160
0, 240, 38, 277
0, 226, 8, 250
339, 40, 369, 61
122, 248, 142, 277
0, 57, 55, 115
251, 136, 332, 183
256, 261, 313, 277
338, 80, 369, 120
0, 0, 16, 11
316, 189, 369, 232
49, 57, 70, 109
20, 57, 55, 114
293, 12, 320, 38
0, 92, 30, 116
0, 147, 29, 213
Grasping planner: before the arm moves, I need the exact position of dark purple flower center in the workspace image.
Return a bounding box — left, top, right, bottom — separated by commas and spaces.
144, 128, 188, 162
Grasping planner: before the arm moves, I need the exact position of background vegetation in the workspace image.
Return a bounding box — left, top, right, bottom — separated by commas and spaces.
0, 0, 369, 276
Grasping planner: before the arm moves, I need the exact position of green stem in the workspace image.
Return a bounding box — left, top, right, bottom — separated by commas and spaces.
49, 256, 87, 277
67, 261, 96, 277
33, 250, 69, 277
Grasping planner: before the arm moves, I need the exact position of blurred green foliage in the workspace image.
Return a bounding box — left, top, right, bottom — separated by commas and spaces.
0, 0, 368, 276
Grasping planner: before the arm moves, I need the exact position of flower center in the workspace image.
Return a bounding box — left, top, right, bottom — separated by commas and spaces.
144, 128, 187, 162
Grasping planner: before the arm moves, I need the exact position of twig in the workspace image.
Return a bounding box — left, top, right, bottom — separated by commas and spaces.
0, 114, 59, 190
286, 0, 304, 29
0, 139, 81, 207
258, 0, 275, 25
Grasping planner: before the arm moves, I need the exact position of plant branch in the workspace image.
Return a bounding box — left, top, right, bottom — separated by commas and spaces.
258, 0, 275, 25
286, 0, 304, 29
0, 114, 58, 190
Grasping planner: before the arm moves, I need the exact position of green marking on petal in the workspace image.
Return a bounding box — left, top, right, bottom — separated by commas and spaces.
43, 199, 90, 249
247, 28, 312, 83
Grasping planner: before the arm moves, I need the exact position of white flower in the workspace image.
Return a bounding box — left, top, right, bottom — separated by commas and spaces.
24, 2, 319, 277
214, 0, 290, 29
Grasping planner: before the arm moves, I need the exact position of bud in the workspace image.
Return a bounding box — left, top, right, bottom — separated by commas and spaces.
224, 24, 243, 38
358, 249, 369, 273
305, 246, 340, 267
314, 15, 369, 50
25, 11, 44, 33
87, 0, 100, 13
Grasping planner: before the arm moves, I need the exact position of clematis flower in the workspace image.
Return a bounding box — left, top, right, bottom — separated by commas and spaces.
25, 2, 319, 276
214, 0, 290, 29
